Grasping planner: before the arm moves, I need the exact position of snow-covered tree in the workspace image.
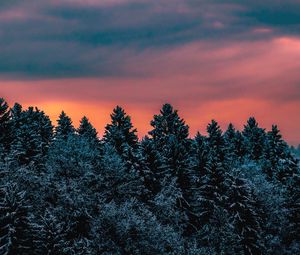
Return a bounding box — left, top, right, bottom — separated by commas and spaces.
78, 116, 98, 143
104, 106, 138, 156
9, 106, 53, 166
243, 117, 266, 160
55, 111, 75, 140
33, 209, 68, 255
0, 98, 11, 158
228, 176, 264, 255
0, 183, 33, 255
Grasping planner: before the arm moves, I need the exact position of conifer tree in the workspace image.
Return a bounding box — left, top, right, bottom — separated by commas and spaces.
104, 106, 138, 156
235, 130, 247, 158
243, 117, 266, 160
140, 136, 166, 194
78, 116, 98, 142
0, 183, 33, 255
196, 156, 227, 224
149, 103, 189, 150
193, 132, 209, 177
263, 125, 288, 179
224, 123, 238, 161
228, 177, 264, 255
141, 136, 166, 179
284, 171, 300, 250
100, 144, 145, 203
10, 106, 53, 166
0, 98, 11, 158
149, 104, 194, 233
206, 120, 225, 161
33, 210, 68, 255
55, 111, 75, 140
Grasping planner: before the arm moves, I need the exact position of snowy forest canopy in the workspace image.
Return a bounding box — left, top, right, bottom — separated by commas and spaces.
0, 98, 299, 255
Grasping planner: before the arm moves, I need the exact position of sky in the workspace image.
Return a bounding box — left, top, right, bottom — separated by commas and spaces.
0, 0, 300, 145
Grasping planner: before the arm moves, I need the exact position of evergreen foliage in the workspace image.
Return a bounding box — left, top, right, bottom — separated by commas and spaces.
0, 99, 299, 254
55, 111, 75, 140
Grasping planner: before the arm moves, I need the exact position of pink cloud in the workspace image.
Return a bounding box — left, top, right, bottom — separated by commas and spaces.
1, 36, 300, 144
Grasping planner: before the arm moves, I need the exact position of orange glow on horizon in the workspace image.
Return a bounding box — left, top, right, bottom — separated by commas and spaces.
9, 98, 298, 146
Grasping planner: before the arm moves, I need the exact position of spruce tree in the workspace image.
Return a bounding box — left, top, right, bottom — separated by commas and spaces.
78, 116, 98, 142
0, 183, 33, 255
33, 210, 68, 255
149, 103, 189, 150
284, 171, 300, 250
0, 98, 11, 157
262, 125, 288, 180
149, 104, 194, 234
141, 136, 166, 178
140, 136, 166, 194
9, 106, 53, 166
100, 144, 145, 203
104, 106, 138, 156
206, 120, 225, 161
55, 111, 75, 140
243, 117, 266, 160
224, 123, 238, 162
228, 177, 264, 255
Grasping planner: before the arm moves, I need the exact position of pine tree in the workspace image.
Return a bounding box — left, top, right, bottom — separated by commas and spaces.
149, 104, 192, 181
100, 144, 145, 203
103, 107, 153, 202
55, 111, 75, 140
0, 183, 33, 255
196, 156, 227, 225
206, 120, 225, 161
33, 209, 68, 255
9, 106, 53, 166
148, 104, 194, 234
224, 123, 238, 162
78, 116, 98, 142
262, 125, 289, 180
193, 152, 234, 254
104, 106, 138, 156
140, 136, 166, 194
0, 98, 11, 157
243, 117, 266, 160
228, 176, 264, 255
149, 103, 189, 150
235, 130, 247, 159
284, 171, 300, 250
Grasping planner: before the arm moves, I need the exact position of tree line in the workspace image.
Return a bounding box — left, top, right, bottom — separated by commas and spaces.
0, 98, 299, 254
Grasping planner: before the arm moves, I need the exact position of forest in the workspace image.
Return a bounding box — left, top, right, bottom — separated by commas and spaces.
0, 98, 299, 255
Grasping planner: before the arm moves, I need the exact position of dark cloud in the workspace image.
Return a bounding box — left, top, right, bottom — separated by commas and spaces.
0, 0, 300, 78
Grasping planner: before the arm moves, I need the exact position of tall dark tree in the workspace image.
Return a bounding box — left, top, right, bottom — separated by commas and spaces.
55, 111, 75, 140
284, 171, 300, 251
104, 106, 138, 155
0, 98, 11, 157
149, 104, 192, 178
224, 123, 238, 162
9, 106, 53, 166
228, 177, 264, 255
193, 132, 209, 177
263, 125, 289, 180
243, 117, 266, 160
33, 210, 68, 255
0, 183, 33, 255
78, 116, 98, 142
149, 103, 189, 150
104, 107, 154, 202
149, 104, 194, 235
206, 120, 225, 162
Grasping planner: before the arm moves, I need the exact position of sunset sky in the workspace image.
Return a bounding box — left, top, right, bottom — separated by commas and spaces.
0, 0, 299, 145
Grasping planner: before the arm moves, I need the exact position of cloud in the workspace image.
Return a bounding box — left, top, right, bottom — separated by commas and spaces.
1, 0, 300, 78
1, 0, 300, 144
